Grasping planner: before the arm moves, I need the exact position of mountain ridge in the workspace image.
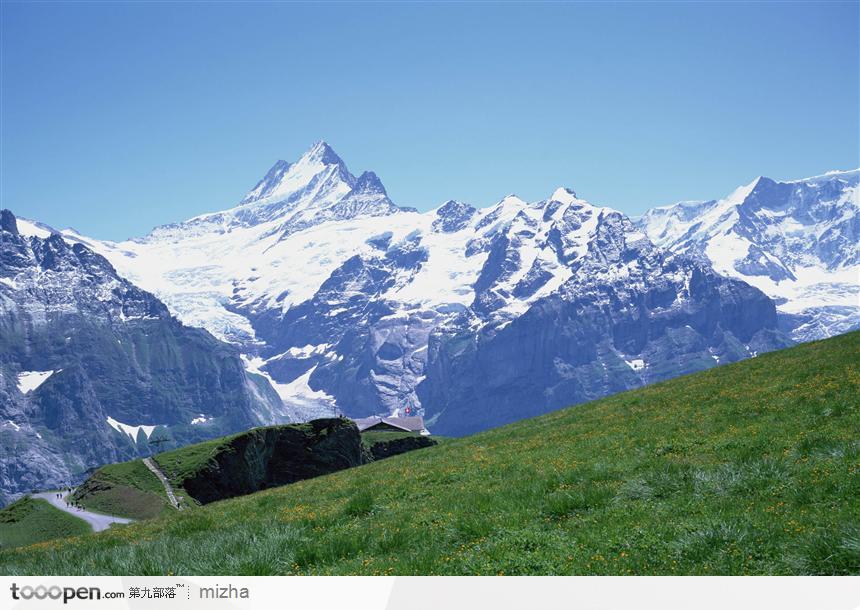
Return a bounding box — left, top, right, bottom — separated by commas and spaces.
636, 167, 859, 342
45, 143, 793, 434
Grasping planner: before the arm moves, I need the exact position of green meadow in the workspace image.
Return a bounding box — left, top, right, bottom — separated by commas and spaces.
0, 498, 91, 550
73, 459, 173, 520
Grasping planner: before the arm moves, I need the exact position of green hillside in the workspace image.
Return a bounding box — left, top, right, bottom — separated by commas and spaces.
74, 425, 314, 518
1, 331, 858, 575
0, 498, 91, 550
75, 421, 436, 517
73, 460, 173, 520
151, 424, 435, 496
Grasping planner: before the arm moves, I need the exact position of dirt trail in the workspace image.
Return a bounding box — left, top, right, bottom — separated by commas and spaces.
33, 492, 133, 532
143, 458, 183, 510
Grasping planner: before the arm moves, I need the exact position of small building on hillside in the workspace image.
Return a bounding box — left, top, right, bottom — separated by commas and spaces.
353, 415, 430, 436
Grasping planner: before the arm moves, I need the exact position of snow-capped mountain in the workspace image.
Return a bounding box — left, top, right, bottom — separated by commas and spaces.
64, 142, 790, 435
0, 210, 284, 503
637, 170, 859, 341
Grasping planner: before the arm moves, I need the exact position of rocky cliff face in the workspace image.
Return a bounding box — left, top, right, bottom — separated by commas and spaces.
420, 259, 784, 436
162, 418, 365, 505
0, 210, 284, 503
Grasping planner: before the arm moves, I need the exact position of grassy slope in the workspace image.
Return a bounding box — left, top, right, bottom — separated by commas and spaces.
0, 498, 91, 550
67, 423, 322, 520
73, 460, 172, 520
81, 426, 430, 515
360, 430, 420, 445
1, 332, 858, 575
153, 436, 234, 488
72, 428, 271, 516
359, 430, 426, 450
75, 421, 360, 517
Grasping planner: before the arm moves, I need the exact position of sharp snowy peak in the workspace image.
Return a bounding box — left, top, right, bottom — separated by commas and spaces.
62, 143, 788, 434
237, 140, 354, 211
637, 169, 860, 341
65, 142, 411, 344
223, 140, 409, 237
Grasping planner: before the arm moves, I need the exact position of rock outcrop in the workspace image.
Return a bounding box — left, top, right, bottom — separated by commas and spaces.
172, 418, 365, 505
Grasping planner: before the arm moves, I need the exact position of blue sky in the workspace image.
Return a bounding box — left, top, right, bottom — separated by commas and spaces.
2, 2, 858, 240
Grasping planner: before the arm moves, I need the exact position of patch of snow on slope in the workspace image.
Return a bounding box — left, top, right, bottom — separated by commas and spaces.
17, 370, 58, 394
284, 344, 331, 358
733, 266, 859, 313
625, 358, 645, 372
382, 219, 486, 307
106, 416, 158, 442
279, 366, 337, 403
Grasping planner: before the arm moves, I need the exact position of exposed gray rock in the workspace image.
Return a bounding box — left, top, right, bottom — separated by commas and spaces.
0, 210, 283, 504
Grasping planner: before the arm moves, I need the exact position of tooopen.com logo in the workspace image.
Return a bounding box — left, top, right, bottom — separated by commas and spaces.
10, 583, 124, 604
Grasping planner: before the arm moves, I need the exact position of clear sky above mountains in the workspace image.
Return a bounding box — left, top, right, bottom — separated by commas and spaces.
1, 2, 857, 240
